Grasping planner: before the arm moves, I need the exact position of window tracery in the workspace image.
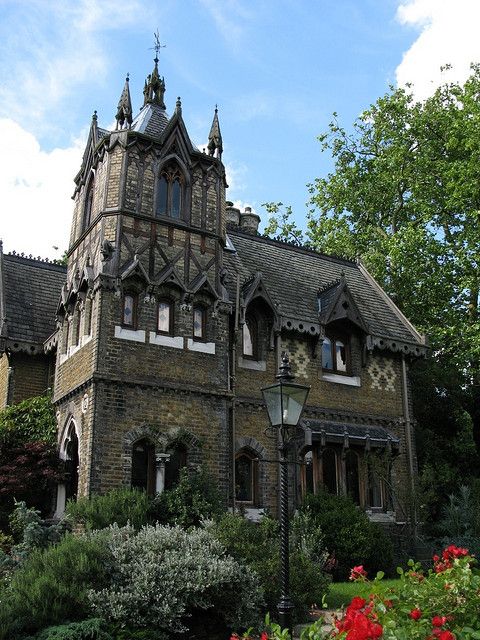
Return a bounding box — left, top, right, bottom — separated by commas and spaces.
156, 164, 184, 219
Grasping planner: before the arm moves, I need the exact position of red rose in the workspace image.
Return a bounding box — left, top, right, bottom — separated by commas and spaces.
370, 622, 383, 638
409, 608, 422, 620
350, 565, 368, 581
438, 632, 456, 640
349, 596, 367, 610
432, 616, 447, 627
260, 633, 269, 640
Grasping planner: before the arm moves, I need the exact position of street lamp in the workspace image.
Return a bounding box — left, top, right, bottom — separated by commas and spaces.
261, 353, 310, 633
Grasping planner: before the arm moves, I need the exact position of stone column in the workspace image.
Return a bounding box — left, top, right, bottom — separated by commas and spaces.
155, 453, 171, 494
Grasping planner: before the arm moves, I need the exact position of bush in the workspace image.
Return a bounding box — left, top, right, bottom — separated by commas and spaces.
65, 487, 150, 531
300, 491, 394, 581
209, 513, 330, 623
0, 394, 57, 447
87, 523, 263, 636
148, 466, 224, 528
0, 533, 111, 639
23, 618, 111, 640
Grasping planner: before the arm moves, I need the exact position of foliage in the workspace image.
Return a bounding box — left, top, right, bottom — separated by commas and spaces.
236, 545, 480, 639
65, 487, 150, 531
300, 491, 393, 581
148, 466, 224, 528
87, 523, 263, 635
325, 579, 399, 610
263, 202, 305, 245
0, 394, 57, 447
0, 501, 67, 576
23, 618, 110, 640
208, 513, 330, 623
0, 533, 111, 639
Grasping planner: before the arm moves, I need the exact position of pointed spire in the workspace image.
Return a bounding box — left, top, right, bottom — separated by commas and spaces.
143, 56, 166, 109
115, 74, 133, 130
207, 105, 223, 160
175, 96, 182, 116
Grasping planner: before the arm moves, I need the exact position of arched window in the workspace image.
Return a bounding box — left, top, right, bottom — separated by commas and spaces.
82, 177, 94, 232
242, 317, 258, 359
367, 464, 384, 509
345, 450, 360, 504
64, 424, 79, 502
193, 305, 206, 340
322, 448, 338, 494
165, 444, 187, 490
235, 450, 258, 504
156, 165, 184, 219
322, 335, 350, 374
303, 450, 314, 494
157, 298, 174, 335
131, 438, 156, 495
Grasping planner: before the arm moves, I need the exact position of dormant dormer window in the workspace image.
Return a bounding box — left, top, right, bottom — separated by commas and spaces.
322, 335, 350, 374
156, 165, 184, 219
157, 298, 174, 335
193, 305, 206, 340
122, 293, 137, 328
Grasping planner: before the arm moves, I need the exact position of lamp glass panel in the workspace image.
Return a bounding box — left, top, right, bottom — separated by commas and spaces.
262, 382, 309, 427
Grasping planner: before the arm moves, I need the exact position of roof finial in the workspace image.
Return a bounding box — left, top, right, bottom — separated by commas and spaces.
207, 104, 223, 160
175, 96, 182, 115
115, 73, 133, 130
144, 31, 166, 108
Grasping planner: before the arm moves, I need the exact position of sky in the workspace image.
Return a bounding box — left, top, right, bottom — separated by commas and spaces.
2, 0, 480, 259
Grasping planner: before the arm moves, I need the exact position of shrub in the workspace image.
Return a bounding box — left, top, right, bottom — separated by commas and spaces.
0, 394, 57, 447
148, 466, 224, 528
300, 491, 394, 581
65, 487, 150, 531
0, 533, 111, 639
23, 618, 111, 640
87, 523, 263, 636
208, 513, 330, 623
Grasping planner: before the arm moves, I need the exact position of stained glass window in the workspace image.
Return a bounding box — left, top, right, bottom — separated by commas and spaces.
157, 300, 172, 334
123, 294, 135, 327
193, 306, 205, 339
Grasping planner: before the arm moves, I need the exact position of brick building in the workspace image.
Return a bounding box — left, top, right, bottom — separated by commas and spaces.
0, 57, 427, 524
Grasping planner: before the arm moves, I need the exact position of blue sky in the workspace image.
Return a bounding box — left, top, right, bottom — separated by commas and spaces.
1, 0, 480, 259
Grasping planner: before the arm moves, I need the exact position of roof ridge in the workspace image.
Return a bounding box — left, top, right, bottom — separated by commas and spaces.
6, 251, 67, 270
229, 229, 358, 266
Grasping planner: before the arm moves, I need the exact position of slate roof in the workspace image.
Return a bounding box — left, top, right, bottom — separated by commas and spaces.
224, 230, 425, 348
131, 103, 170, 137
0, 250, 66, 351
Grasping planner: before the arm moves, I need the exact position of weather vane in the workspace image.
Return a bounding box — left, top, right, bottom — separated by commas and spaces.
150, 30, 166, 62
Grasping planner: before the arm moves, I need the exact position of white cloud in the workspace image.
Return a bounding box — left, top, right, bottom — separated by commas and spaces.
396, 0, 480, 99
199, 0, 252, 51
0, 119, 84, 259
0, 0, 153, 132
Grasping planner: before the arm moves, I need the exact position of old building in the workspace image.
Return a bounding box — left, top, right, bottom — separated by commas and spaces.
0, 55, 427, 525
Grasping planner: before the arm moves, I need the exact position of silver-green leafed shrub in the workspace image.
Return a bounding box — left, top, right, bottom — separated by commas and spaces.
87, 523, 264, 635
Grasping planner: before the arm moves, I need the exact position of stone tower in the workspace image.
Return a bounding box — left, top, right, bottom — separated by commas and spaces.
53, 56, 231, 514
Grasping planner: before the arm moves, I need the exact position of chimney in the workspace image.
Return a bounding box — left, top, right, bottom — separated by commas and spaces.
239, 206, 260, 235
225, 201, 241, 230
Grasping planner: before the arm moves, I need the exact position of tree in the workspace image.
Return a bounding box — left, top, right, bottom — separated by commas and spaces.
264, 65, 480, 521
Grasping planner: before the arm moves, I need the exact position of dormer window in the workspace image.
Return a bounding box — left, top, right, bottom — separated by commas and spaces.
322, 335, 349, 374
122, 293, 137, 328
156, 165, 184, 219
157, 299, 173, 335
193, 305, 206, 340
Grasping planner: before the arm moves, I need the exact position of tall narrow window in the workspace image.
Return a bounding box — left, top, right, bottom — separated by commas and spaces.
157, 299, 173, 334
82, 178, 94, 232
345, 450, 360, 504
193, 305, 206, 340
64, 424, 79, 502
131, 438, 156, 495
235, 451, 257, 504
322, 335, 350, 374
242, 317, 258, 359
122, 294, 137, 328
165, 444, 187, 490
303, 450, 314, 494
155, 165, 184, 219
368, 465, 384, 509
322, 448, 338, 494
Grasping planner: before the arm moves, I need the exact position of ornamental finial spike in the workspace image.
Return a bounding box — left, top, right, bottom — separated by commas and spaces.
276, 352, 295, 382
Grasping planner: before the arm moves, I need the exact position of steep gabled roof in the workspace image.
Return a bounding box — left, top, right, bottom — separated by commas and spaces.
0, 248, 66, 354
224, 230, 427, 355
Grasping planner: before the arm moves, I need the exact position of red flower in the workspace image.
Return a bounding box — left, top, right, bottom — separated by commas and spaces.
432, 616, 447, 627
384, 599, 393, 608
260, 633, 269, 640
409, 608, 422, 620
438, 632, 456, 640
350, 565, 368, 581
349, 596, 367, 610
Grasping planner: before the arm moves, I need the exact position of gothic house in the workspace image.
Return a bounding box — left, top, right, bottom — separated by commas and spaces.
0, 56, 427, 525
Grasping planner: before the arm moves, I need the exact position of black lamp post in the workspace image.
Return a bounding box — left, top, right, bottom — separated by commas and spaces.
261, 354, 310, 634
